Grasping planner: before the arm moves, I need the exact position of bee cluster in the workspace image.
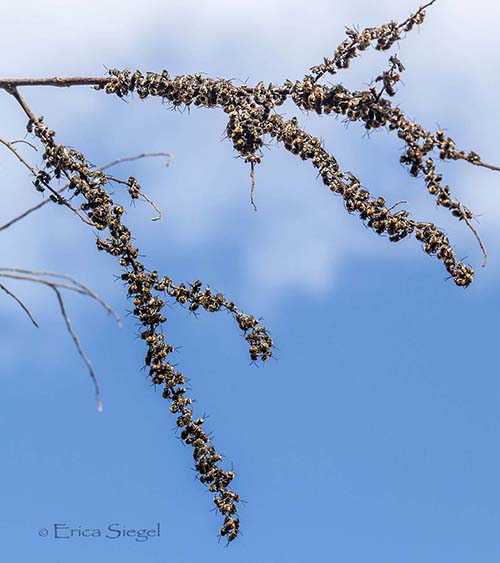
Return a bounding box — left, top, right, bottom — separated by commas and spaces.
96, 0, 493, 287
100, 55, 477, 285
308, 1, 432, 80
9, 0, 499, 545
264, 113, 475, 286
284, 64, 479, 232
99, 68, 286, 169
28, 114, 277, 542
144, 275, 273, 362
375, 55, 405, 98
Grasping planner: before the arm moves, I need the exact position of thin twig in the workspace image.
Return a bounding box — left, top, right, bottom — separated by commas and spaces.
471, 160, 500, 173
0, 136, 38, 171
0, 268, 121, 325
10, 139, 38, 151
387, 200, 408, 211
0, 77, 111, 89
51, 285, 103, 412
3, 86, 37, 122
102, 151, 172, 168
106, 174, 163, 221
453, 152, 500, 173
0, 273, 117, 304
0, 282, 39, 327
0, 197, 49, 232
250, 162, 257, 212
459, 206, 488, 267
140, 191, 163, 221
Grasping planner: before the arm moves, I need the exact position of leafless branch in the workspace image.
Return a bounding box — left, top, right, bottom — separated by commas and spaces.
0, 268, 121, 325
0, 268, 122, 411
51, 285, 103, 413
0, 282, 39, 327
10, 139, 38, 151
106, 174, 163, 221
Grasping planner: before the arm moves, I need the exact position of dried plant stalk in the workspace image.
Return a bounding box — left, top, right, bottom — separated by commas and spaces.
0, 0, 497, 544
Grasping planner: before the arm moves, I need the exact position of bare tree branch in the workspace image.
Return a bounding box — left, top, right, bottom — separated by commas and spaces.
51, 285, 103, 413
0, 282, 39, 327
0, 268, 122, 412
0, 268, 121, 325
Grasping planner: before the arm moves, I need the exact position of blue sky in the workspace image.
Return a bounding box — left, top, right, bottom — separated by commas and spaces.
1, 1, 500, 561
